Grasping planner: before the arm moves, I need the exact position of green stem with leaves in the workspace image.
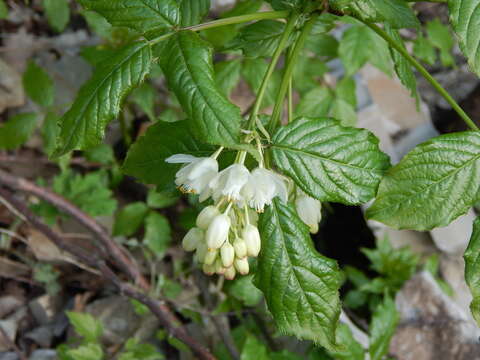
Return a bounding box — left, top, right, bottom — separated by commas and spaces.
366, 23, 479, 131
247, 12, 300, 130
268, 13, 319, 133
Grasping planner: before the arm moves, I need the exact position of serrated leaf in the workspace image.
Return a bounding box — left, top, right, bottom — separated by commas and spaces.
144, 212, 171, 258
42, 112, 60, 156
369, 297, 399, 360
255, 199, 342, 351
266, 0, 304, 10
385, 25, 418, 102
328, 323, 365, 360
43, 0, 70, 32
67, 312, 103, 342
413, 35, 436, 66
158, 31, 241, 146
464, 217, 480, 326
367, 131, 480, 230
215, 59, 242, 98
448, 0, 480, 75
241, 335, 268, 360
113, 202, 149, 237
147, 189, 179, 209
242, 58, 281, 108
294, 87, 333, 118
229, 20, 293, 58
66, 343, 104, 360
306, 33, 339, 58
84, 143, 115, 164
123, 120, 213, 190
23, 61, 55, 107
0, 113, 37, 150
54, 41, 152, 156
130, 82, 156, 121
78, 0, 178, 38
271, 117, 390, 205
119, 338, 164, 360
179, 0, 210, 26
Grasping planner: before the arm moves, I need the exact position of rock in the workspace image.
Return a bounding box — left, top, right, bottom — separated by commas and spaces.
0, 353, 18, 360
29, 349, 57, 360
0, 297, 23, 319
0, 320, 17, 352
0, 59, 24, 113
24, 326, 54, 348
390, 271, 480, 360
430, 209, 475, 256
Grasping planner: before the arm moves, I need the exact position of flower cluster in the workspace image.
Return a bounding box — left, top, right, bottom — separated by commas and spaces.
166, 150, 321, 279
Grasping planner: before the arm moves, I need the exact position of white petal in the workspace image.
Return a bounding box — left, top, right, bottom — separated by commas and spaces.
165, 154, 198, 164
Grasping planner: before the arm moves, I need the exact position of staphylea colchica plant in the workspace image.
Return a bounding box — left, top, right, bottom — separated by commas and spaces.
51, 0, 480, 351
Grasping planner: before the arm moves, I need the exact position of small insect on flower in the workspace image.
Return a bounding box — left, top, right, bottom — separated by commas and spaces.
165, 154, 218, 201
295, 191, 322, 234
210, 164, 250, 202
242, 167, 288, 212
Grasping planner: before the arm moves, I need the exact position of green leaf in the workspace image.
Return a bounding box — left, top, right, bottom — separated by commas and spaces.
426, 19, 455, 67
385, 25, 418, 102
241, 335, 268, 360
78, 0, 178, 38
464, 217, 480, 326
328, 323, 365, 360
331, 98, 356, 127
113, 202, 149, 237
266, 0, 305, 10
229, 275, 263, 306
255, 199, 342, 351
339, 25, 391, 76
23, 61, 55, 107
131, 83, 156, 122
43, 0, 70, 32
271, 117, 390, 205
54, 41, 152, 156
242, 58, 281, 108
147, 189, 179, 209
67, 312, 103, 342
294, 87, 333, 118
229, 20, 293, 58
66, 343, 104, 360
447, 0, 480, 75
158, 31, 241, 146
413, 36, 436, 65
0, 0, 8, 19
118, 338, 163, 360
84, 143, 115, 164
144, 212, 171, 258
0, 113, 37, 150
179, 0, 210, 27
123, 120, 212, 190
306, 34, 339, 58
80, 10, 114, 40
367, 131, 480, 230
369, 296, 399, 360
215, 59, 242, 98
42, 112, 60, 157
53, 169, 117, 217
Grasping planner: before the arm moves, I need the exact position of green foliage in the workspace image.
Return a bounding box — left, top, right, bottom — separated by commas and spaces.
448, 0, 480, 75
63, 343, 104, 360
228, 275, 263, 306
42, 112, 60, 157
147, 190, 179, 209
33, 264, 61, 295
328, 324, 365, 360
113, 202, 149, 236
83, 143, 115, 165
426, 19, 455, 67
0, 113, 37, 150
123, 121, 212, 190
215, 59, 242, 98
256, 199, 342, 351
158, 31, 241, 146
144, 212, 171, 258
367, 131, 480, 230
242, 58, 281, 108
413, 35, 436, 65
0, 0, 8, 19
131, 83, 157, 122
271, 117, 390, 205
118, 338, 163, 360
23, 61, 55, 107
67, 312, 103, 343
43, 0, 70, 32
54, 42, 152, 156
465, 217, 480, 326
368, 296, 399, 360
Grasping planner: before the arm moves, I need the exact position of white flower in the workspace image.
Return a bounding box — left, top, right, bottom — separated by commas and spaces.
210, 164, 250, 202
242, 224, 261, 257
234, 257, 249, 275
165, 154, 218, 201
182, 227, 203, 252
196, 205, 220, 230
224, 266, 236, 280
203, 263, 215, 275
295, 193, 322, 234
220, 242, 235, 268
206, 213, 231, 250
204, 249, 218, 265
233, 237, 247, 259
241, 168, 288, 212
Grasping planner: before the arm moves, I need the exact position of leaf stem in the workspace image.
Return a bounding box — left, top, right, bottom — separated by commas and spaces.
268, 13, 319, 133
247, 12, 300, 130
366, 23, 479, 131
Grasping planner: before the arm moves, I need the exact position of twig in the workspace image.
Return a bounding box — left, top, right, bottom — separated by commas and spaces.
0, 187, 216, 360
0, 310, 28, 360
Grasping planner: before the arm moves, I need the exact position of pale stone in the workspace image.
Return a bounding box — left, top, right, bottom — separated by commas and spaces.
430, 209, 475, 256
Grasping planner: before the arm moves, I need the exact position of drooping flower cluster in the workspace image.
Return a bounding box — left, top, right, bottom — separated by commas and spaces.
166, 150, 322, 279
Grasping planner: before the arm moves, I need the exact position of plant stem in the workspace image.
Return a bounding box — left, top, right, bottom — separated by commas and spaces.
150, 11, 289, 45
366, 23, 479, 131
247, 12, 300, 130
268, 13, 319, 132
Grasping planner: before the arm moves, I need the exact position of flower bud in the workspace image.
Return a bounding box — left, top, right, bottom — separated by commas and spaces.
196, 206, 220, 230
220, 242, 235, 268
243, 224, 261, 257
204, 249, 218, 265
233, 238, 247, 259
295, 193, 321, 234
234, 257, 249, 275
203, 263, 215, 276
195, 242, 208, 263
224, 266, 236, 280
214, 258, 227, 275
182, 227, 203, 252
206, 214, 231, 250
